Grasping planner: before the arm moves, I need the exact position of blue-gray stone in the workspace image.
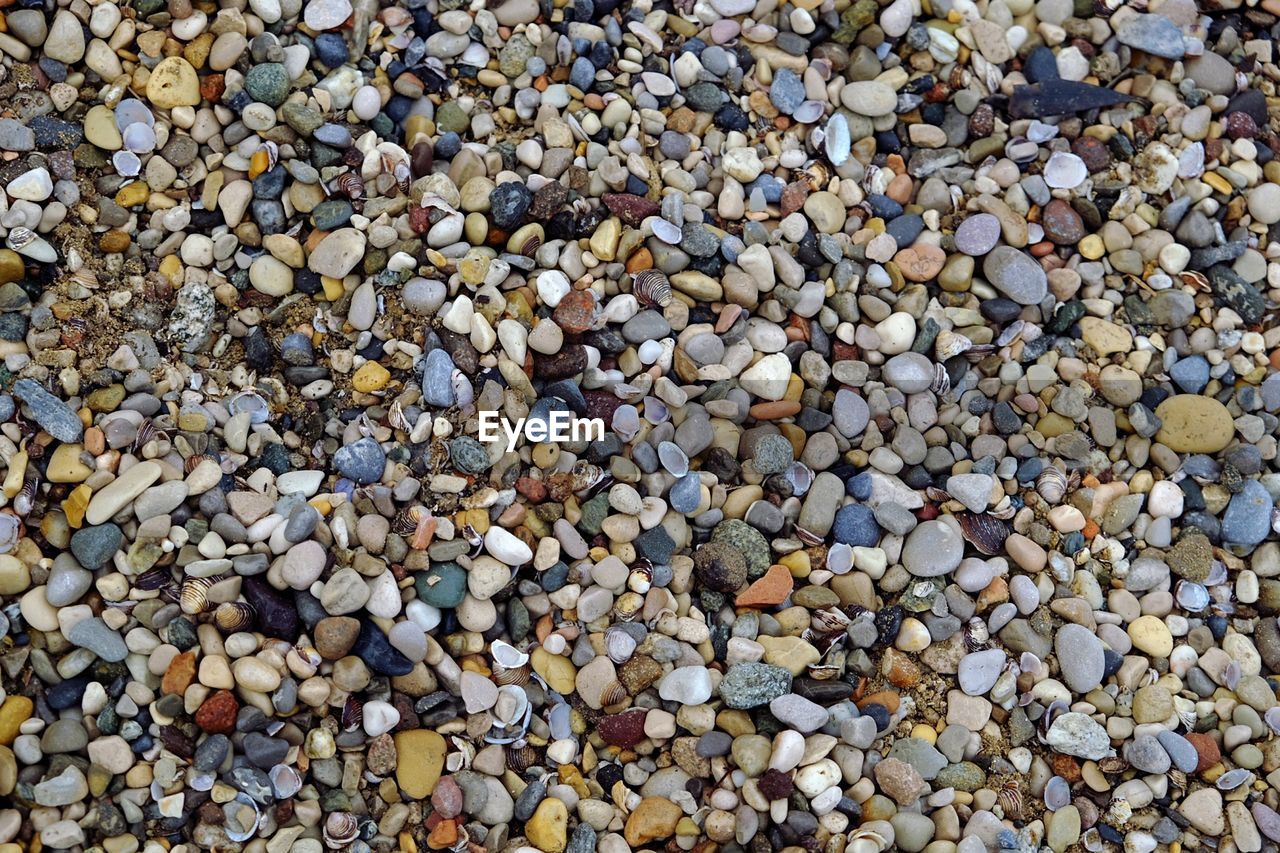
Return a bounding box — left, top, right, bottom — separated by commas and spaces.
768, 68, 805, 115
1222, 480, 1271, 548
70, 524, 123, 570
67, 617, 128, 662
421, 349, 456, 407
334, 437, 385, 484
832, 504, 880, 547
719, 662, 792, 709
669, 472, 701, 513
14, 378, 83, 442
1169, 355, 1210, 393
1156, 730, 1199, 773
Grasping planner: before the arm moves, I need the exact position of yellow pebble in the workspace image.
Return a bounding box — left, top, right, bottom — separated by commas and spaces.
321, 275, 345, 301
352, 362, 391, 393
1078, 234, 1105, 260
779, 550, 810, 576
911, 723, 937, 744
0, 695, 33, 745
114, 181, 151, 208
63, 484, 92, 528
158, 254, 184, 283
1202, 172, 1232, 195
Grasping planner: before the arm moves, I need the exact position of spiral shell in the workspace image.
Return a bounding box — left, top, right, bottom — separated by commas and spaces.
393, 506, 429, 536
335, 171, 365, 202
322, 813, 359, 849
1036, 466, 1069, 504
930, 362, 950, 397
180, 577, 218, 614
934, 330, 973, 361
632, 270, 673, 308
214, 601, 256, 633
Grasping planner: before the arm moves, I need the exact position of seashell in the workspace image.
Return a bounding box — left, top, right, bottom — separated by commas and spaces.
214, 601, 256, 632
846, 828, 889, 853
955, 512, 1009, 556
113, 150, 142, 177
341, 696, 363, 732
492, 663, 531, 686
996, 319, 1026, 347
934, 330, 973, 360
605, 627, 637, 663
548, 703, 573, 740
1223, 659, 1242, 690
650, 218, 681, 244
228, 391, 271, 425
794, 526, 824, 547
0, 512, 21, 555
1205, 560, 1228, 586
613, 591, 644, 621
115, 98, 155, 130
1265, 706, 1280, 735
1175, 580, 1209, 612
1096, 756, 1128, 774
135, 568, 173, 591
180, 577, 218, 614
599, 680, 629, 708
1019, 652, 1041, 674
657, 441, 689, 477
492, 683, 530, 726
133, 418, 166, 452
270, 764, 303, 799
122, 122, 157, 153
807, 664, 842, 681
323, 812, 360, 849
506, 742, 541, 772
1043, 776, 1070, 811
962, 617, 989, 651
997, 783, 1022, 818
1080, 828, 1103, 853
810, 607, 853, 635
223, 793, 261, 843
632, 270, 673, 308
336, 171, 365, 203
792, 100, 825, 123
507, 223, 544, 256
491, 639, 529, 669
930, 362, 950, 397
1216, 768, 1253, 790
826, 543, 854, 575
925, 486, 952, 503
1036, 466, 1069, 504
785, 461, 814, 496
798, 161, 830, 192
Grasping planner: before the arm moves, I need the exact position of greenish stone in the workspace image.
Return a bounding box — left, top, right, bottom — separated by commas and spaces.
832, 0, 878, 44
710, 519, 771, 578
935, 761, 986, 792
281, 102, 323, 135
498, 35, 535, 79
578, 494, 610, 537
244, 63, 290, 107
414, 562, 467, 608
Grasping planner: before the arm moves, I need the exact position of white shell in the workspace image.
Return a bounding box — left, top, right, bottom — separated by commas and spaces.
491, 639, 529, 669
658, 441, 689, 477
270, 764, 303, 798
223, 793, 261, 842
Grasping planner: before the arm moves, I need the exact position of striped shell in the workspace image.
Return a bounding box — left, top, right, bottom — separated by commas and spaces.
632, 270, 673, 308
335, 171, 364, 202
506, 743, 541, 772
322, 813, 359, 849
599, 681, 629, 708
214, 602, 256, 632
180, 577, 218, 614
997, 783, 1022, 818
492, 664, 531, 686
392, 506, 429, 536
930, 363, 950, 397
1036, 466, 1069, 504
956, 512, 1009, 556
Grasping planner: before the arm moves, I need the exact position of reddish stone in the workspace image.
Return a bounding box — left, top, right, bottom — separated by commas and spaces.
599, 709, 649, 748
735, 564, 794, 608
162, 650, 197, 696
602, 193, 660, 226
1071, 136, 1111, 172
533, 345, 587, 379
758, 769, 794, 800
515, 477, 548, 502
431, 776, 464, 819
1041, 199, 1085, 245
194, 689, 238, 734
1185, 732, 1221, 773
409, 204, 433, 233
552, 291, 597, 334
200, 74, 225, 102
780, 182, 810, 218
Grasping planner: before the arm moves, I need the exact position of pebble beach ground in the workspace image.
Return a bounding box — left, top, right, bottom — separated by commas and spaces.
1, 0, 1280, 850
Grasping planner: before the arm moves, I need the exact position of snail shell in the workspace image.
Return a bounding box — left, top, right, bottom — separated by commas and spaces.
934, 330, 973, 360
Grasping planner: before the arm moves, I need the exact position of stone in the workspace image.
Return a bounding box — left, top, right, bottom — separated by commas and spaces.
1154, 395, 1234, 452
983, 246, 1048, 305
393, 730, 446, 798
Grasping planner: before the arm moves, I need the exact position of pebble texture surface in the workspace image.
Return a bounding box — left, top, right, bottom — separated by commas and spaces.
1, 0, 1280, 852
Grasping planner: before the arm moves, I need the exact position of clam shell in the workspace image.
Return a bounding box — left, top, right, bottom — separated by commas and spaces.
599, 680, 629, 708
214, 601, 256, 632
784, 461, 814, 496
548, 702, 573, 740
1217, 768, 1254, 790
223, 793, 261, 842
270, 764, 303, 798
114, 98, 155, 130
506, 742, 541, 772
491, 639, 529, 669
113, 150, 142, 177
492, 683, 529, 725
1044, 776, 1070, 811
1036, 466, 1069, 504
122, 122, 157, 153
1265, 706, 1280, 735
792, 100, 825, 123
826, 543, 854, 575
605, 627, 637, 663
955, 512, 1009, 556
180, 577, 217, 614
632, 270, 673, 308
1175, 580, 1209, 612
228, 391, 271, 425
492, 664, 531, 686
612, 405, 640, 441
650, 218, 681, 244
323, 813, 359, 849
657, 441, 689, 477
